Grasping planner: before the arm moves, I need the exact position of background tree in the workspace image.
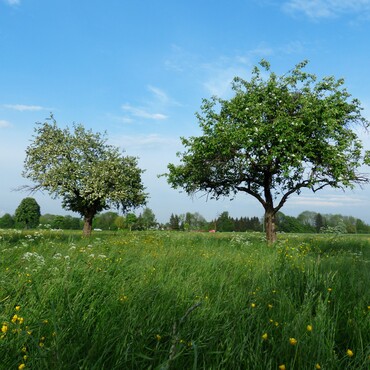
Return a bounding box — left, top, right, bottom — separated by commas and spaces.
215, 211, 234, 232
169, 213, 180, 230
183, 211, 208, 231
114, 216, 125, 230
297, 211, 317, 228
0, 213, 15, 229
140, 208, 157, 229
125, 213, 137, 231
314, 213, 326, 233
22, 116, 147, 236
93, 211, 119, 230
166, 60, 370, 244
14, 197, 41, 229
275, 212, 314, 233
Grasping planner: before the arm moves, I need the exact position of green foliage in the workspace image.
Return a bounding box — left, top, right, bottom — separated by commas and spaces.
39, 214, 82, 230
0, 231, 369, 369
166, 60, 370, 243
22, 116, 147, 235
0, 213, 15, 229
138, 207, 157, 230
216, 211, 234, 232
14, 197, 41, 229
169, 213, 181, 230
93, 211, 119, 230
276, 212, 315, 233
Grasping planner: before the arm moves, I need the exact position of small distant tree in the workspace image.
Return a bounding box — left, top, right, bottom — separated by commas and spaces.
0, 213, 15, 229
94, 211, 119, 230
141, 208, 157, 229
314, 213, 325, 233
125, 213, 137, 231
14, 197, 41, 229
216, 211, 234, 232
169, 214, 180, 230
356, 218, 370, 233
114, 216, 125, 230
166, 60, 370, 244
21, 116, 147, 236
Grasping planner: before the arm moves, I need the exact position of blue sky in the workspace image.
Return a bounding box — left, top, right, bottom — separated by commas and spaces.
1, 0, 370, 223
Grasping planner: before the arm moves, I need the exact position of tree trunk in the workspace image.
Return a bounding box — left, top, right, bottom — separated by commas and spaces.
83, 214, 94, 237
264, 208, 277, 244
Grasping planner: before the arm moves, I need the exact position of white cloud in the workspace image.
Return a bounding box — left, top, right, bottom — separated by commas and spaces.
147, 86, 170, 104
0, 120, 11, 128
3, 104, 49, 112
283, 0, 370, 19
287, 194, 367, 207
121, 103, 167, 120
3, 0, 20, 5
112, 133, 180, 152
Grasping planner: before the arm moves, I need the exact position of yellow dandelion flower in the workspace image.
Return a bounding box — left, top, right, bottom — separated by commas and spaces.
18, 317, 24, 324
18, 364, 26, 370
306, 325, 313, 332
39, 342, 44, 347
278, 365, 286, 370
315, 364, 321, 369
251, 303, 256, 308
346, 349, 354, 357
11, 314, 18, 323
1, 324, 8, 333
15, 305, 21, 311
289, 337, 297, 345
268, 304, 273, 309
328, 288, 332, 292
262, 333, 268, 340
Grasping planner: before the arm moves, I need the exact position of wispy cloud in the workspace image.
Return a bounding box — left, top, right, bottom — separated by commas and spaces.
121, 103, 167, 121
3, 0, 20, 6
111, 133, 180, 152
202, 65, 249, 98
147, 86, 170, 104
287, 194, 367, 207
165, 42, 307, 100
0, 120, 11, 128
283, 0, 370, 19
3, 104, 49, 112
120, 85, 175, 122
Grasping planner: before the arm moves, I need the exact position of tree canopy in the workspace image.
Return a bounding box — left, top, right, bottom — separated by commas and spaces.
14, 197, 41, 229
22, 116, 147, 236
166, 60, 370, 243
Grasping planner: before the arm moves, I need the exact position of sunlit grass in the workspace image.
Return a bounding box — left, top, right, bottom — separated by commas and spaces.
0, 230, 369, 369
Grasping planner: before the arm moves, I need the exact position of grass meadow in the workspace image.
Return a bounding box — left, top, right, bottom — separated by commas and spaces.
0, 230, 369, 369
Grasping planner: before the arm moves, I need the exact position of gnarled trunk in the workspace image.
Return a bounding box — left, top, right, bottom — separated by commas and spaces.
83, 214, 94, 237
264, 208, 277, 244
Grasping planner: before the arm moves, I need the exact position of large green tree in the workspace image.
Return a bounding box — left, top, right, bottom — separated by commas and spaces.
22, 116, 147, 236
166, 60, 370, 243
14, 197, 41, 229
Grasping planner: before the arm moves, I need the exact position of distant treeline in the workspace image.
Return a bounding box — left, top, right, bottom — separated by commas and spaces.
1, 207, 370, 234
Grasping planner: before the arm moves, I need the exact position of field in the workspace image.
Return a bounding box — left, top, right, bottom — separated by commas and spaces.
0, 230, 369, 369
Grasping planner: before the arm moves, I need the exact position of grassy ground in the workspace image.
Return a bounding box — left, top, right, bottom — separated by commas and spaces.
0, 230, 369, 369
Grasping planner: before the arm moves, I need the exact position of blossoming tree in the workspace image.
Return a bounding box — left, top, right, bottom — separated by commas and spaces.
166, 60, 370, 244
22, 116, 147, 236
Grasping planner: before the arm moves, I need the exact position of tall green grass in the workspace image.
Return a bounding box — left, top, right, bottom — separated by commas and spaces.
0, 230, 369, 369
